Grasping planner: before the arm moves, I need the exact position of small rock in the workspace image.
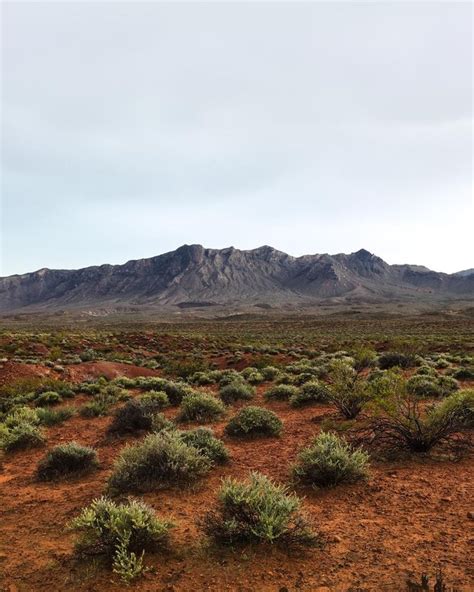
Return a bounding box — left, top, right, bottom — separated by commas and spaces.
467, 511, 474, 520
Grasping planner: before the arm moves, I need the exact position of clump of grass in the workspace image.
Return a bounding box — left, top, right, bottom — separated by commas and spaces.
177, 392, 225, 423
225, 406, 282, 438
70, 496, 173, 583
35, 391, 62, 407
179, 427, 229, 464
108, 430, 212, 493
293, 432, 369, 488
37, 442, 98, 481
36, 406, 75, 426
219, 382, 255, 404
202, 472, 317, 547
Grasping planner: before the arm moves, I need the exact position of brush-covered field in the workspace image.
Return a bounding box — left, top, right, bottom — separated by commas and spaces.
0, 316, 473, 591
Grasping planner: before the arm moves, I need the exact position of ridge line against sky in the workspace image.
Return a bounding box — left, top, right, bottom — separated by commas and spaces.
1, 244, 471, 279
1, 2, 473, 276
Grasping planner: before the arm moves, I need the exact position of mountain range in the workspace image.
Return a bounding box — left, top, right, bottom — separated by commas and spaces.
0, 245, 473, 316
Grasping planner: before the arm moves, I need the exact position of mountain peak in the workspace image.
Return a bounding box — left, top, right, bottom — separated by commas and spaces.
352, 248, 374, 260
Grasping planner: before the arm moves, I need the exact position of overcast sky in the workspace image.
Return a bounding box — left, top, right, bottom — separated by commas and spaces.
1, 1, 472, 276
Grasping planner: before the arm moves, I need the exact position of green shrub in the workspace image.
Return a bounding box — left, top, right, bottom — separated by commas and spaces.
37, 442, 98, 481
0, 407, 44, 452
452, 367, 474, 380
108, 430, 212, 493
431, 389, 474, 429
219, 382, 255, 404
179, 427, 229, 463
151, 412, 175, 433
406, 375, 442, 397
139, 390, 169, 408
326, 361, 373, 419
37, 406, 75, 426
378, 352, 415, 370
437, 376, 459, 396
202, 472, 316, 547
79, 399, 110, 418
260, 366, 280, 381
264, 384, 299, 401
70, 496, 172, 583
177, 393, 225, 423
293, 432, 369, 487
225, 406, 282, 438
358, 392, 471, 458
241, 367, 264, 384
35, 391, 62, 407
108, 398, 167, 435
289, 381, 329, 408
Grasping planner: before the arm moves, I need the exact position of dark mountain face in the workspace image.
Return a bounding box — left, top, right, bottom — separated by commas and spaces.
0, 245, 472, 313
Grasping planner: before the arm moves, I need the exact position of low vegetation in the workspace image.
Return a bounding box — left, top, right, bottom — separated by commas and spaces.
202, 472, 317, 547
177, 392, 225, 423
70, 496, 173, 582
108, 430, 212, 493
225, 406, 282, 438
293, 432, 369, 487
37, 442, 98, 481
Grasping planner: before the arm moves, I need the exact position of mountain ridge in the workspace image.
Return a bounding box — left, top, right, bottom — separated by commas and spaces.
0, 244, 472, 314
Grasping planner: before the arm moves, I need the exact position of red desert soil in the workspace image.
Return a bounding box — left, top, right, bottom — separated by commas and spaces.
0, 361, 54, 387
65, 361, 162, 382
0, 384, 473, 592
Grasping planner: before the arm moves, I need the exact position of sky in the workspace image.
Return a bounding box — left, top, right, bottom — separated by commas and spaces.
1, 1, 472, 276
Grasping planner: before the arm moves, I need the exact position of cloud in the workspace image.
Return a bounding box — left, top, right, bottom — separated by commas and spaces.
1, 1, 472, 275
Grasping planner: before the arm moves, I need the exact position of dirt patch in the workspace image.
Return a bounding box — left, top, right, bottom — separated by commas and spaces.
65, 361, 162, 383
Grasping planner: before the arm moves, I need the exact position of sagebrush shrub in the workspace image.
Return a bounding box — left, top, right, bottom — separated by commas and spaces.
219, 382, 255, 404
225, 406, 282, 438
378, 352, 414, 370
70, 496, 172, 582
406, 375, 442, 397
35, 391, 62, 407
179, 427, 229, 463
139, 390, 169, 408
177, 393, 225, 423
37, 442, 98, 481
293, 432, 369, 487
431, 389, 474, 429
264, 384, 299, 401
289, 381, 329, 408
108, 430, 212, 493
0, 407, 44, 452
108, 398, 166, 435
202, 472, 316, 547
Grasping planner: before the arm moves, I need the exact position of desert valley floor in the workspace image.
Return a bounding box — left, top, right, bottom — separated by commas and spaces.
0, 315, 473, 592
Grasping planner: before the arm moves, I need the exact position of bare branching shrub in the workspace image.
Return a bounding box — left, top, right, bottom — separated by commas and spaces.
354, 376, 471, 459
326, 361, 373, 419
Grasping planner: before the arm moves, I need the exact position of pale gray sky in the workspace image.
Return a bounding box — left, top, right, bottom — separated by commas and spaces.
1, 1, 472, 276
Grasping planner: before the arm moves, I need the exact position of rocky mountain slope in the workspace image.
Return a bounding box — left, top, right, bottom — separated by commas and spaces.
0, 245, 472, 314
